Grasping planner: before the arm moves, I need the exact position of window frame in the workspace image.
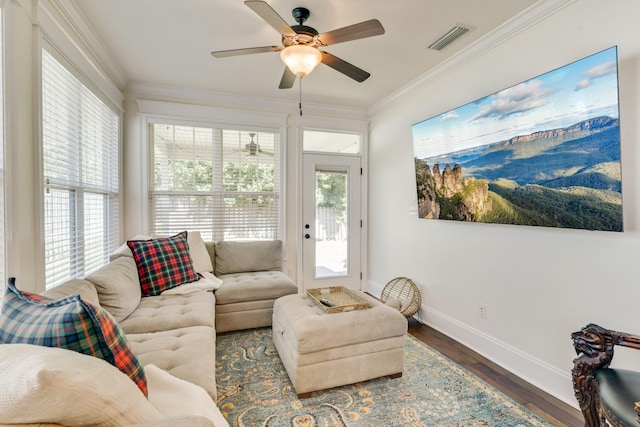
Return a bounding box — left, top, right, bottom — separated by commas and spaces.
147, 117, 284, 242
40, 43, 122, 289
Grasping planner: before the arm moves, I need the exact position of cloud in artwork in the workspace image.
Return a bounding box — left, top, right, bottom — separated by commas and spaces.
575, 60, 616, 91
441, 111, 459, 121
470, 80, 553, 122
575, 79, 592, 90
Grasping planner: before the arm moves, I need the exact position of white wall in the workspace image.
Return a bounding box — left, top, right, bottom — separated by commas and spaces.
368, 0, 640, 407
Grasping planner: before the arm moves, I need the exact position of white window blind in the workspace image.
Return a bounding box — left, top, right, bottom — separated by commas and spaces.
150, 124, 280, 241
42, 49, 120, 288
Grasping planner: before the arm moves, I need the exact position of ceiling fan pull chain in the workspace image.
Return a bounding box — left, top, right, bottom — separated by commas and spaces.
299, 76, 303, 116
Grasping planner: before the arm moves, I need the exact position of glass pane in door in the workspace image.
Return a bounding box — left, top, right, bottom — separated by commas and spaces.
315, 169, 348, 278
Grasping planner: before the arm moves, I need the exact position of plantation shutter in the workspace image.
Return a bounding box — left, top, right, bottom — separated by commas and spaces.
150, 124, 280, 241
42, 49, 120, 288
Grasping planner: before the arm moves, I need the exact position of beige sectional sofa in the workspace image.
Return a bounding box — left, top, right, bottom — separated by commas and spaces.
0, 237, 297, 427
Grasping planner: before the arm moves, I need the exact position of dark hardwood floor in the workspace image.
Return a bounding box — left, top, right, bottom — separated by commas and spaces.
407, 318, 584, 427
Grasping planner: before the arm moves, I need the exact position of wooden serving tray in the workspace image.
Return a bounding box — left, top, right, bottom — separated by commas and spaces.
306, 286, 370, 313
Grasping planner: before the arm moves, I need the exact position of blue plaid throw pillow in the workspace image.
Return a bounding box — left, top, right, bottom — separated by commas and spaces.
127, 231, 198, 296
0, 278, 148, 396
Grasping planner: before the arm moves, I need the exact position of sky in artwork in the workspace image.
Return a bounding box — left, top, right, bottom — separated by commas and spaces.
412, 47, 620, 159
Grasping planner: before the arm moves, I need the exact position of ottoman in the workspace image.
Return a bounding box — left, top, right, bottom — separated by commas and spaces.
272, 292, 407, 397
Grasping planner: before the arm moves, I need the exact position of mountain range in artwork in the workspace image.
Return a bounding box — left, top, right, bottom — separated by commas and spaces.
414, 115, 622, 231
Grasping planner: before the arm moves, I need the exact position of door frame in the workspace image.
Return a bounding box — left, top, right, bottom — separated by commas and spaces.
294, 119, 369, 293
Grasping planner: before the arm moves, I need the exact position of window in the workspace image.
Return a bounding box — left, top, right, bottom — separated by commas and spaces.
303, 130, 361, 154
150, 123, 280, 241
41, 49, 120, 288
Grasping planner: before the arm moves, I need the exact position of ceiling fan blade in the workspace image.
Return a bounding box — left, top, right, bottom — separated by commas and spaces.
279, 67, 296, 89
318, 19, 385, 46
211, 46, 281, 58
244, 1, 296, 37
320, 52, 370, 82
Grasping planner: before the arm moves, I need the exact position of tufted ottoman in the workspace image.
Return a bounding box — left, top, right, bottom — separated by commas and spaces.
272, 292, 407, 397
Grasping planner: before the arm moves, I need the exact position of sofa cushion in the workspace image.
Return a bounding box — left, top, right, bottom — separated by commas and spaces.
187, 231, 214, 274
214, 240, 282, 275
128, 231, 199, 296
0, 278, 147, 396
42, 278, 101, 307
215, 271, 297, 305
0, 344, 162, 426
127, 325, 217, 401
205, 241, 216, 271
86, 256, 141, 321
119, 291, 216, 335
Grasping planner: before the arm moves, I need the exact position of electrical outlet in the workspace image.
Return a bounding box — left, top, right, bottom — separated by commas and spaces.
479, 305, 487, 319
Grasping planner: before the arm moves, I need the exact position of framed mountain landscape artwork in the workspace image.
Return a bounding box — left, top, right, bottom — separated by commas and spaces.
412, 46, 623, 232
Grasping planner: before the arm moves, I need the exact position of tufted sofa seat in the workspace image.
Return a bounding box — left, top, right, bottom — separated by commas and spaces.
120, 292, 216, 334
127, 326, 217, 399
210, 240, 298, 333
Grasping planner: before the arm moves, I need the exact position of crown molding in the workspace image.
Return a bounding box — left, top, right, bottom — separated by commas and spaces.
125, 81, 370, 122
136, 99, 289, 129
43, 0, 128, 89
368, 0, 577, 117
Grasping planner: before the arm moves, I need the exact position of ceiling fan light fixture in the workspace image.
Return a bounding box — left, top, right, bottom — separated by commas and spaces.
280, 44, 322, 77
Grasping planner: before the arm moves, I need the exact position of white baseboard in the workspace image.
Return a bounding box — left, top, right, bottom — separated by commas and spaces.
368, 280, 579, 410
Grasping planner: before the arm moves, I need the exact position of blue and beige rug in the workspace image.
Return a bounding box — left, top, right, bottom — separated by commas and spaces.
216, 328, 552, 426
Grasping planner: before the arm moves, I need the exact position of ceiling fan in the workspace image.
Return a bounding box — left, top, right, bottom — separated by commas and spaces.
211, 1, 385, 89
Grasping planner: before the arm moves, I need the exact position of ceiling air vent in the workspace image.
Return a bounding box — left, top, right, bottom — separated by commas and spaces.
427, 25, 470, 51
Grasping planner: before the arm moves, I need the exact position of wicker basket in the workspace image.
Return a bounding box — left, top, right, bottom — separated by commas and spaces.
380, 277, 422, 318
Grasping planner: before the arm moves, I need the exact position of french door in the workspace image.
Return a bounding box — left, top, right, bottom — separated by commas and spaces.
302, 154, 361, 290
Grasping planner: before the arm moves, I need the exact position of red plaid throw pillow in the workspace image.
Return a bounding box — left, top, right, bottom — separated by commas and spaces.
0, 278, 148, 396
127, 231, 198, 296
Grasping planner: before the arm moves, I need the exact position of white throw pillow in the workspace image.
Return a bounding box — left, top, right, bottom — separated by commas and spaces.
187, 231, 214, 274
145, 364, 229, 427
0, 344, 163, 426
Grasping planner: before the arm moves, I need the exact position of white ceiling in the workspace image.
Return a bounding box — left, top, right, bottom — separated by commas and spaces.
72, 0, 540, 109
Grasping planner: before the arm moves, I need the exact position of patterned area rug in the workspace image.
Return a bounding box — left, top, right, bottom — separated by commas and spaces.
216, 328, 552, 427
